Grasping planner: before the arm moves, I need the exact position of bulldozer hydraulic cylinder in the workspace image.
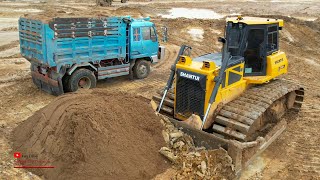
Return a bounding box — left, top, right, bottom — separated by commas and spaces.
157, 45, 191, 112
201, 37, 230, 129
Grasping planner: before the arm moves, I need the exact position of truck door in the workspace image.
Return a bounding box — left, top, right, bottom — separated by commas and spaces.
141, 26, 159, 56
131, 27, 143, 56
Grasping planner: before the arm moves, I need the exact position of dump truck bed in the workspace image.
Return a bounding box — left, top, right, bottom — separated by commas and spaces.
19, 17, 127, 70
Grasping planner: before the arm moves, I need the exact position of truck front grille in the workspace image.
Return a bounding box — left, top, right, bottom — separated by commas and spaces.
175, 76, 206, 119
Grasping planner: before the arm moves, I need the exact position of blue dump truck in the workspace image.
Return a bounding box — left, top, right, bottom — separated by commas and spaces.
19, 16, 165, 95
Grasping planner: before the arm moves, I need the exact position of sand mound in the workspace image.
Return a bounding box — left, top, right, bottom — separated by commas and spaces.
12, 91, 169, 180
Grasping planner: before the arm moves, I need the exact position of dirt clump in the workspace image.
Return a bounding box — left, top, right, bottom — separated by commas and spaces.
12, 90, 169, 180
158, 117, 235, 180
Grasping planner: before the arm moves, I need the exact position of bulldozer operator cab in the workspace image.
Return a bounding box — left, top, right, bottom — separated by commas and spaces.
225, 17, 282, 77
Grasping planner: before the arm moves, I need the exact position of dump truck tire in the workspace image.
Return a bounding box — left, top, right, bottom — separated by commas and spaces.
121, 0, 127, 3
98, 0, 112, 6
133, 60, 150, 79
68, 69, 97, 92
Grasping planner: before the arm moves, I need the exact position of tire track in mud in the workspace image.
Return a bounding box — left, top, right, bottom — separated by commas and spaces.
286, 103, 320, 178
259, 100, 320, 180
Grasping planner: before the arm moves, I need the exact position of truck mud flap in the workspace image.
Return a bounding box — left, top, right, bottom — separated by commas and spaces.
31, 71, 64, 96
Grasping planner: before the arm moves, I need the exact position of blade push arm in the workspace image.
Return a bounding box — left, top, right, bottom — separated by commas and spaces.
201, 37, 230, 129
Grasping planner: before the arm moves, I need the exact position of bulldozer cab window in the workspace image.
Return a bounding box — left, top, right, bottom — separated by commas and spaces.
267, 25, 279, 54
227, 23, 242, 56
244, 28, 266, 76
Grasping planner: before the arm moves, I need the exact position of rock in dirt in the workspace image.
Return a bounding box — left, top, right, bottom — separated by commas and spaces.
12, 91, 169, 180
158, 117, 235, 180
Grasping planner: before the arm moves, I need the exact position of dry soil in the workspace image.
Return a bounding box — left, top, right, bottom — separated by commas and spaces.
0, 0, 319, 179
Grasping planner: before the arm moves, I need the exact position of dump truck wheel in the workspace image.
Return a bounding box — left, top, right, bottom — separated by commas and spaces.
68, 69, 97, 92
121, 0, 127, 3
99, 0, 112, 6
133, 60, 150, 79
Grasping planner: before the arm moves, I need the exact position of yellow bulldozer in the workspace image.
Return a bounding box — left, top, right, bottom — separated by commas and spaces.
152, 16, 304, 176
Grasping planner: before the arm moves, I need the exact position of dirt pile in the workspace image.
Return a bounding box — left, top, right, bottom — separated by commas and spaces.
12, 91, 169, 180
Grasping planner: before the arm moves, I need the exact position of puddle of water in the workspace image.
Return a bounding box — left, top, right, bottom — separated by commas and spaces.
188, 28, 204, 41
160, 8, 224, 19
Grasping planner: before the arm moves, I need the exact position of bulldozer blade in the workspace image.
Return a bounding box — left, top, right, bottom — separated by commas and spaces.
162, 115, 229, 149
160, 114, 288, 177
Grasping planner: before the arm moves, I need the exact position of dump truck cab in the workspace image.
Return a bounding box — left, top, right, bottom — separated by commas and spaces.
130, 18, 159, 63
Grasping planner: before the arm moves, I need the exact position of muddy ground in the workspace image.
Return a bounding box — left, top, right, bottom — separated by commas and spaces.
0, 0, 319, 179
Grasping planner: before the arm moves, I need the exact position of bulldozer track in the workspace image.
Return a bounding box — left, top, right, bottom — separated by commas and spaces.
153, 79, 304, 142
212, 79, 304, 142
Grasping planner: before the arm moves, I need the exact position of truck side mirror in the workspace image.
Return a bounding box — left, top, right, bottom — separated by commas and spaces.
218, 37, 226, 44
